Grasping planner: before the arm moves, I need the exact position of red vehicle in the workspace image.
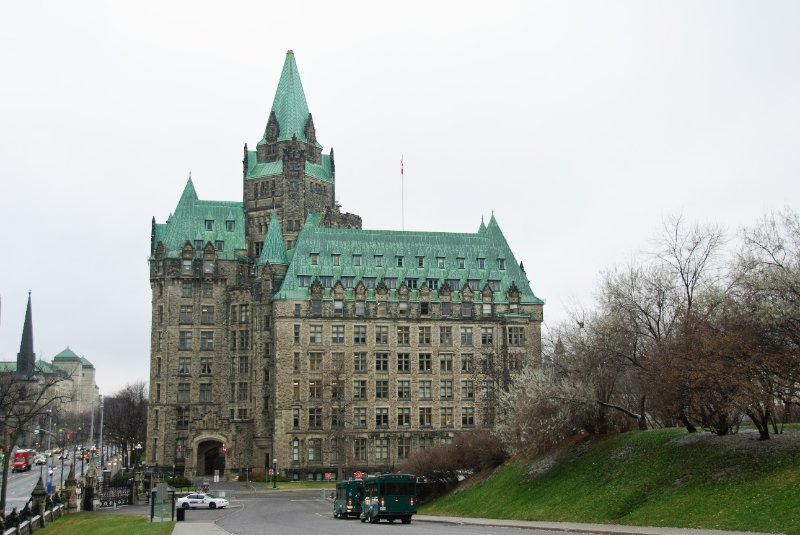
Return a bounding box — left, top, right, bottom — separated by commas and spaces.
12, 449, 34, 472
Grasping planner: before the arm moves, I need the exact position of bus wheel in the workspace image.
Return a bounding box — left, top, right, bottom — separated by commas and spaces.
389, 518, 395, 523
369, 513, 378, 524
360, 514, 366, 523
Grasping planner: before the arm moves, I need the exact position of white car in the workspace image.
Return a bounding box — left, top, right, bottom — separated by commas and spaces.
176, 493, 229, 509
34, 455, 46, 465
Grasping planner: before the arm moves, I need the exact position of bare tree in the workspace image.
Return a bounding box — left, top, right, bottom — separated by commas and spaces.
102, 381, 148, 467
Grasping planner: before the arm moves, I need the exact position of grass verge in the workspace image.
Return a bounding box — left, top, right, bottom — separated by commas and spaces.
36, 513, 175, 535
421, 429, 800, 535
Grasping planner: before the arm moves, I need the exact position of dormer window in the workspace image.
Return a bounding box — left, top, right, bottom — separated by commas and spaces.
226, 220, 235, 232
437, 257, 445, 269
478, 258, 486, 269
417, 256, 424, 268
396, 256, 404, 267
195, 240, 203, 251
215, 240, 224, 251
310, 253, 319, 265
458, 257, 465, 269
498, 258, 506, 270
332, 254, 340, 266
353, 254, 362, 266
375, 255, 383, 267
205, 220, 213, 231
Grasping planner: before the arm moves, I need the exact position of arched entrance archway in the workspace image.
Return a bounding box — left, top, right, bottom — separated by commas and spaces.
197, 440, 225, 476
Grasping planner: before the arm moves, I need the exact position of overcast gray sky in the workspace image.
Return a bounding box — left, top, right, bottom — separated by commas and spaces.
1, 1, 798, 395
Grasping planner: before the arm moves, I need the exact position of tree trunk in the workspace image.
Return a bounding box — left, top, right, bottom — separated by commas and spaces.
680, 408, 697, 433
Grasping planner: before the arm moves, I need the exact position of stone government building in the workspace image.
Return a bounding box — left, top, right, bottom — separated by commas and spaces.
147, 51, 544, 480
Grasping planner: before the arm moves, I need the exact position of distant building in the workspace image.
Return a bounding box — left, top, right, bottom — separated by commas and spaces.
147, 51, 544, 480
0, 293, 100, 447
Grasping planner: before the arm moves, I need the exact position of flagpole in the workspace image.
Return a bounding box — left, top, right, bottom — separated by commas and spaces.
401, 154, 405, 231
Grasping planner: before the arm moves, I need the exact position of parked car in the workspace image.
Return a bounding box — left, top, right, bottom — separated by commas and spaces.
176, 493, 229, 509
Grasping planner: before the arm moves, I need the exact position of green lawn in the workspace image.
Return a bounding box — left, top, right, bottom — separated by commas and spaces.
261, 480, 335, 491
36, 513, 174, 535
422, 429, 800, 535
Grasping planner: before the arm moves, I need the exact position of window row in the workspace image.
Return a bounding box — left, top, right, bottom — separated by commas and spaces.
299, 276, 501, 293
174, 281, 215, 299
174, 381, 250, 403
292, 378, 492, 402
291, 406, 477, 430
308, 253, 506, 271
289, 432, 468, 464
293, 351, 491, 374
295, 324, 509, 346
176, 355, 249, 376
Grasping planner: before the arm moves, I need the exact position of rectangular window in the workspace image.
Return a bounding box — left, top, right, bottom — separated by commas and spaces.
441, 302, 452, 317
353, 380, 367, 400
397, 407, 411, 426
417, 256, 424, 268
375, 380, 389, 399
238, 382, 249, 401
397, 380, 410, 400
462, 380, 475, 400
440, 379, 453, 400
375, 326, 388, 344
308, 408, 322, 429
478, 258, 486, 269
397, 326, 410, 345
468, 279, 481, 291
176, 407, 189, 428
199, 383, 212, 402
177, 383, 190, 402
215, 240, 224, 251
441, 407, 454, 427
418, 326, 431, 345
298, 276, 311, 287
374, 255, 383, 267
396, 256, 404, 267
181, 281, 193, 297
200, 356, 212, 375
482, 303, 493, 317
178, 357, 191, 375
226, 220, 235, 232
182, 260, 193, 276
239, 355, 249, 373
354, 438, 367, 460
308, 438, 322, 462
179, 305, 193, 324
437, 257, 445, 268
399, 301, 408, 315
201, 305, 215, 324
334, 300, 344, 315
397, 353, 410, 372
309, 325, 323, 344
293, 352, 300, 373
481, 327, 494, 345
309, 352, 322, 372
375, 407, 389, 427
237, 408, 248, 419
375, 352, 389, 372
310, 253, 319, 265
419, 380, 432, 400
426, 279, 439, 290
308, 380, 322, 399
439, 353, 453, 372
458, 257, 465, 269
353, 352, 367, 373
331, 324, 345, 343
419, 407, 432, 427
311, 300, 321, 316
418, 353, 432, 373
397, 436, 411, 460
440, 326, 452, 345
294, 303, 302, 317
375, 437, 389, 459
332, 254, 340, 266
353, 254, 362, 266
354, 408, 367, 428
460, 326, 473, 346
239, 330, 249, 349
354, 325, 367, 344
239, 304, 250, 323
205, 219, 213, 231
293, 407, 300, 428
200, 331, 214, 350
332, 408, 344, 427
498, 258, 506, 270
462, 406, 475, 426
179, 331, 192, 351
404, 279, 417, 289
461, 353, 473, 372
355, 301, 366, 316
420, 302, 430, 315
507, 326, 524, 346
462, 303, 473, 318
294, 324, 301, 343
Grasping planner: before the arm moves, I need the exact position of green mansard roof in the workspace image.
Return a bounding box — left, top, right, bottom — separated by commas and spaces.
275, 214, 542, 305
152, 178, 246, 260
53, 347, 81, 362
258, 50, 320, 147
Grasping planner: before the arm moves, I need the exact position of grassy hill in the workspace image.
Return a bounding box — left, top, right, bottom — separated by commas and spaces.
421, 428, 800, 534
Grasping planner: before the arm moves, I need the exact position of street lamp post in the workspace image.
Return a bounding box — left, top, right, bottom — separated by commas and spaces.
134, 443, 142, 466
272, 459, 277, 489
98, 395, 105, 468
46, 409, 52, 452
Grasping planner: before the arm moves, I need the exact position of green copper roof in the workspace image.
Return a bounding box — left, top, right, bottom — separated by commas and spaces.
152, 178, 246, 260
259, 50, 320, 146
275, 214, 542, 305
245, 151, 283, 180
53, 347, 81, 362
81, 356, 94, 368
259, 211, 288, 265
305, 154, 333, 183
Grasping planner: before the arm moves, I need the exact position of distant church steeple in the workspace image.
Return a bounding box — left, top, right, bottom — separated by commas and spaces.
17, 292, 36, 378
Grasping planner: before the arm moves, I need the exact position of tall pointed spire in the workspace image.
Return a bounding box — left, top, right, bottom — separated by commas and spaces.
17, 291, 35, 377
263, 50, 312, 144
259, 211, 289, 265
176, 176, 198, 212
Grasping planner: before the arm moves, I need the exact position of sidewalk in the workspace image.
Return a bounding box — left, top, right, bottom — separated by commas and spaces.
415, 515, 774, 535
172, 522, 229, 535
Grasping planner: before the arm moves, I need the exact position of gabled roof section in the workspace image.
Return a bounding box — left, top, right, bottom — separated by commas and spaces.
275, 215, 543, 305
258, 211, 288, 265
245, 151, 283, 181
53, 347, 81, 362
152, 178, 246, 260
260, 50, 319, 146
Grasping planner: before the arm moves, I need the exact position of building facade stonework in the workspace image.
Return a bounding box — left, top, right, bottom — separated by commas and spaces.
147, 51, 544, 480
